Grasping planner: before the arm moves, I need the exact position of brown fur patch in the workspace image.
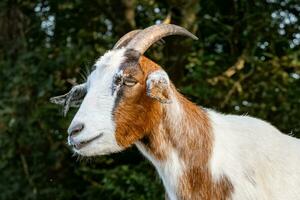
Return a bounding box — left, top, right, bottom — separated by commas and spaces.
162, 91, 233, 199
180, 167, 233, 200
114, 56, 161, 148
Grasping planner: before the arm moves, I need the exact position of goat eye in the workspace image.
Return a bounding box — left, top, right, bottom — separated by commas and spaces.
114, 76, 123, 85
123, 78, 137, 87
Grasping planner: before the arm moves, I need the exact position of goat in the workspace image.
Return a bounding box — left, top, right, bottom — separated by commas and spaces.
50, 24, 300, 200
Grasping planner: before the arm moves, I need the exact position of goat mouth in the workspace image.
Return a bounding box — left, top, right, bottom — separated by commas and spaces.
73, 133, 104, 150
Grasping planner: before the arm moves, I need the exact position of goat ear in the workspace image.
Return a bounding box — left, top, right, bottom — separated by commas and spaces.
146, 70, 172, 104
50, 83, 87, 116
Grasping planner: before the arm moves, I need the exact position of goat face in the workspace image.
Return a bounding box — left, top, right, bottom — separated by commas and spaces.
50, 24, 197, 156
52, 48, 171, 156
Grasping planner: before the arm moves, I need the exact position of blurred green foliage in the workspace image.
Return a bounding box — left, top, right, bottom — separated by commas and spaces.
0, 0, 299, 199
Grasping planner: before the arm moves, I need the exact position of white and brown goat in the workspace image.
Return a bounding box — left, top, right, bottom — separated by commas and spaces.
51, 24, 300, 200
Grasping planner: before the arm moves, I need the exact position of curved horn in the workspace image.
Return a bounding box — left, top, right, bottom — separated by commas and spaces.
113, 29, 142, 49
126, 24, 198, 54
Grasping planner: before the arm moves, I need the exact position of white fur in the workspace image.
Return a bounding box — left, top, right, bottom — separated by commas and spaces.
208, 110, 300, 200
136, 141, 183, 200
69, 48, 126, 156
146, 70, 170, 86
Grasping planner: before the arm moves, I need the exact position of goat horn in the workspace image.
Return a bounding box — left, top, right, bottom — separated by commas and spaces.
113, 29, 142, 49
126, 24, 198, 54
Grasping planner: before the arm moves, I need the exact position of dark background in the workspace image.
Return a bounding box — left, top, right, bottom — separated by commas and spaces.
0, 0, 299, 199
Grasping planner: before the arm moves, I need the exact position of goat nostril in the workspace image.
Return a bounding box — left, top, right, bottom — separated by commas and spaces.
70, 123, 84, 136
